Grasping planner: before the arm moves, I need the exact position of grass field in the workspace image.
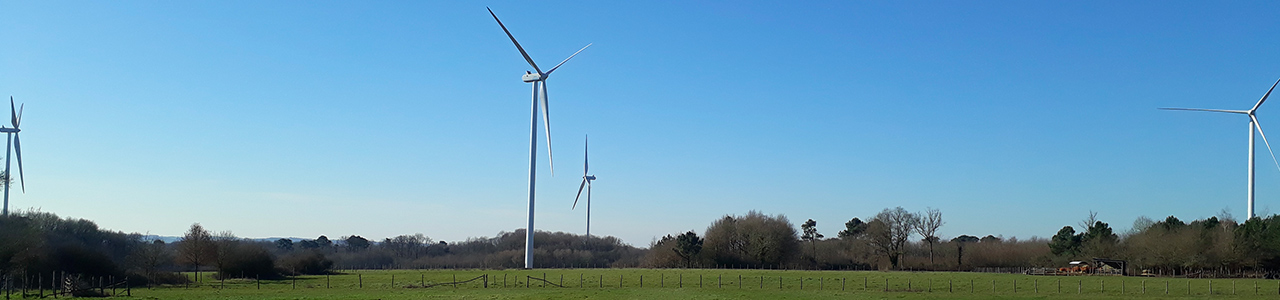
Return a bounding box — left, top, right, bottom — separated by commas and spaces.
89, 269, 1280, 299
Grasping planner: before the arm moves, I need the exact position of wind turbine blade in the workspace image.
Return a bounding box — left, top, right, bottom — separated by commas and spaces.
1253, 115, 1280, 172
487, 7, 542, 74
541, 82, 553, 175
8, 97, 15, 128
584, 135, 589, 175
1253, 77, 1280, 112
572, 178, 587, 209
1158, 108, 1250, 114
13, 133, 23, 193
16, 104, 22, 128
545, 43, 591, 75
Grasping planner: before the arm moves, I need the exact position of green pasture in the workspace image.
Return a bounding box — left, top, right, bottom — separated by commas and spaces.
100, 269, 1280, 299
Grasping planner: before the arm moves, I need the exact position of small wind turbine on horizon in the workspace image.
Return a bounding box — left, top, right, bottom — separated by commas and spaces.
488, 7, 592, 269
1161, 77, 1280, 220
1, 97, 26, 216
572, 135, 597, 239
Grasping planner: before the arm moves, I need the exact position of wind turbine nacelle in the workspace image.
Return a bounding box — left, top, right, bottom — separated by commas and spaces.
522, 73, 543, 82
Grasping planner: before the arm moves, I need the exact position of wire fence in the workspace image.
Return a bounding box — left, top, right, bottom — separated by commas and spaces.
7, 269, 1280, 297
15, 270, 1275, 297
1, 272, 131, 298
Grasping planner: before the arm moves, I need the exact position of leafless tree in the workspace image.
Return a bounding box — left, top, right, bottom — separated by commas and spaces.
702, 211, 799, 268
130, 239, 170, 280
868, 207, 918, 269
212, 230, 239, 275
1079, 210, 1099, 230
913, 207, 944, 265
176, 223, 215, 282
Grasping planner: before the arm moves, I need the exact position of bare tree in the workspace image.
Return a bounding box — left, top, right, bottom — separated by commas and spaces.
212, 230, 239, 276
868, 207, 918, 269
913, 207, 944, 265
1079, 210, 1099, 230
176, 223, 215, 282
130, 239, 171, 280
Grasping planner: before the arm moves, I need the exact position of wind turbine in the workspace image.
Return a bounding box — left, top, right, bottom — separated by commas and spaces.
1161, 77, 1280, 219
489, 7, 591, 269
1, 97, 25, 216
572, 135, 597, 238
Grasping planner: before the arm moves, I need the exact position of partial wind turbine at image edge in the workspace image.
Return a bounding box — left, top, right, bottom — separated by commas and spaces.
489, 7, 592, 269
1160, 77, 1280, 220
1, 97, 27, 216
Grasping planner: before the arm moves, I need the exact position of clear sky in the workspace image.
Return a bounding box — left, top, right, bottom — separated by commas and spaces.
3, 1, 1280, 246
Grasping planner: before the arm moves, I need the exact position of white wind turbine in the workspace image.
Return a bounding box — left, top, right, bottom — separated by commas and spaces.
572, 135, 597, 238
1, 97, 26, 216
489, 7, 591, 269
1161, 77, 1280, 219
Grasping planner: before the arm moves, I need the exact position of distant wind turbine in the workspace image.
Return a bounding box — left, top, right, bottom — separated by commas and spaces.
489, 7, 592, 269
572, 135, 597, 238
1, 97, 26, 216
1161, 77, 1280, 219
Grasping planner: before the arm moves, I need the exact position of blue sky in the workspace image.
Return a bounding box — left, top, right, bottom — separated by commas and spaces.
3, 1, 1280, 246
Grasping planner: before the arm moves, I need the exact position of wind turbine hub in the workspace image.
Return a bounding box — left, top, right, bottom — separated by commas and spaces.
522, 73, 544, 83
585, 175, 596, 180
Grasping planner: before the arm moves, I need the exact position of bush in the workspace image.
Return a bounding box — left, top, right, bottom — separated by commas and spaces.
216, 243, 278, 279
281, 251, 333, 275
137, 271, 190, 285
703, 211, 799, 268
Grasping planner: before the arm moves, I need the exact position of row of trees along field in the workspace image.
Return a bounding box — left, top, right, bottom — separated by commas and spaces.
641, 207, 1039, 270
646, 209, 1280, 273
1051, 211, 1280, 274
7, 208, 1280, 287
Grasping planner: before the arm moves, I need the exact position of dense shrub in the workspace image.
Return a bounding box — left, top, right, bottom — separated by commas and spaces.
215, 242, 277, 279
280, 251, 333, 275
702, 211, 800, 268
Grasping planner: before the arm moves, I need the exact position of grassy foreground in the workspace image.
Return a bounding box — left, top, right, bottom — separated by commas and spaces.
104, 269, 1280, 299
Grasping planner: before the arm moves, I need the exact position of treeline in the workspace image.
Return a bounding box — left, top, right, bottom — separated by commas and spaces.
1050, 212, 1280, 273
642, 208, 1046, 270
169, 226, 647, 279
0, 210, 648, 289
0, 211, 187, 287
264, 230, 644, 270
11, 207, 1280, 281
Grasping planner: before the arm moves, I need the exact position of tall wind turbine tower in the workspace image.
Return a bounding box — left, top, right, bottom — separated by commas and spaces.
489, 8, 591, 269
1161, 77, 1280, 219
1, 97, 26, 216
573, 135, 597, 238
